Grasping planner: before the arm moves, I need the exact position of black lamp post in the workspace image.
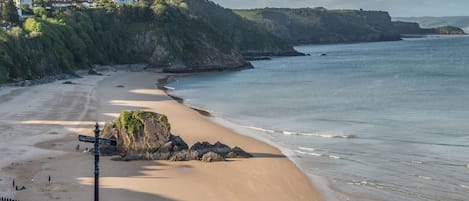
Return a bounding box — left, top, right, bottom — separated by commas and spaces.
93, 122, 100, 201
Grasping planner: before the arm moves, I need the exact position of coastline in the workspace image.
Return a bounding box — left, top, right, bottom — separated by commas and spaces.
160, 75, 347, 201
0, 69, 322, 201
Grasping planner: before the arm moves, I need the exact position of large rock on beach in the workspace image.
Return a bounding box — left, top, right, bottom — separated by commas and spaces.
100, 110, 252, 161
101, 111, 172, 153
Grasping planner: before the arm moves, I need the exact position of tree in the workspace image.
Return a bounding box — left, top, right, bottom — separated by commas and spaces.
1, 0, 19, 24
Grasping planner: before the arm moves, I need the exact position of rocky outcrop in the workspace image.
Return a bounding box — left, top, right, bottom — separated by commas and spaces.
190, 141, 232, 158
201, 152, 225, 162
393, 16, 469, 34
101, 110, 252, 162
131, 28, 252, 73
227, 146, 253, 158
392, 21, 466, 35
169, 150, 199, 161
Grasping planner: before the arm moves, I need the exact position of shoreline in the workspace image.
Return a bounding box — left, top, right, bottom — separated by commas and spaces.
157, 76, 212, 117
1, 69, 322, 201
158, 75, 346, 201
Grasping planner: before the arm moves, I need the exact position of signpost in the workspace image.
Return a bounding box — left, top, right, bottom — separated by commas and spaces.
78, 135, 118, 146
78, 123, 117, 201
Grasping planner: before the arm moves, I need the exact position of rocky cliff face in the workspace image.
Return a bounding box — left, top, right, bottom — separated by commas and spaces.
101, 110, 252, 162
128, 28, 250, 73
235, 8, 401, 44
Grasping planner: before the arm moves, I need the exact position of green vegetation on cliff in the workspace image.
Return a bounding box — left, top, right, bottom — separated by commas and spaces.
235, 7, 401, 44
0, 1, 259, 83
181, 0, 295, 54
1, 8, 149, 82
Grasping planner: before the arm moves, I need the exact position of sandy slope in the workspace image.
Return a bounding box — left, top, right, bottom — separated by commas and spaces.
0, 70, 321, 201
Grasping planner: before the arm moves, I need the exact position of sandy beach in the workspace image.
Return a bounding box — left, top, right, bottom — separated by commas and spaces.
0, 68, 321, 201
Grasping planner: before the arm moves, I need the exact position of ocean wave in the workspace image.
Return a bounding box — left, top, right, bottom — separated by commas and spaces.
298, 147, 315, 151
295, 149, 342, 159
243, 125, 356, 139
411, 160, 423, 164
466, 164, 469, 168
294, 150, 321, 156
283, 130, 356, 139
242, 126, 275, 133
347, 180, 378, 187
417, 175, 432, 180
329, 155, 341, 159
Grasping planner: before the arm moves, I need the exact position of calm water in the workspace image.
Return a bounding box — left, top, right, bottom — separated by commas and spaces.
167, 37, 469, 201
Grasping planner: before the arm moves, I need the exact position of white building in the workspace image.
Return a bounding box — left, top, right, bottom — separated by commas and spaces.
50, 0, 72, 7
112, 0, 134, 4
14, 0, 32, 17
15, 0, 32, 8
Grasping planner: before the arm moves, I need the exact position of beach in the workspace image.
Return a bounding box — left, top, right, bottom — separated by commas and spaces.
0, 68, 321, 201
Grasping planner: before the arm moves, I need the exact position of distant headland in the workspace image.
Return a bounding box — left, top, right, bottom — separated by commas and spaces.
0, 0, 465, 83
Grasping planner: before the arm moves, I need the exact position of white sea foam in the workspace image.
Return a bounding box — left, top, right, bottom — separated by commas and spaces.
243, 125, 356, 139
460, 184, 469, 189
284, 130, 355, 139
243, 126, 275, 133
329, 155, 341, 159
163, 86, 175, 90
283, 131, 297, 135
298, 147, 315, 151
418, 176, 432, 180
295, 150, 321, 156
466, 164, 469, 168
411, 160, 423, 164
301, 132, 356, 139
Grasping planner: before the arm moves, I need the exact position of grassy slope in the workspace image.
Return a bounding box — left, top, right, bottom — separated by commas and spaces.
183, 0, 294, 53
235, 8, 401, 44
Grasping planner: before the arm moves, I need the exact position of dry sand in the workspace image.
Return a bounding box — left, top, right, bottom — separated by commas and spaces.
0, 69, 321, 201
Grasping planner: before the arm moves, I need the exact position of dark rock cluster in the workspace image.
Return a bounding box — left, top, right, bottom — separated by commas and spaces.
100, 110, 252, 162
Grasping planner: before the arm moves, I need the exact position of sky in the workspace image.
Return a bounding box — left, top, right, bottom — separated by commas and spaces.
210, 0, 469, 17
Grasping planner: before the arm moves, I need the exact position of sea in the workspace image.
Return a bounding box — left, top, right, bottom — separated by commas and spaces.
166, 36, 469, 201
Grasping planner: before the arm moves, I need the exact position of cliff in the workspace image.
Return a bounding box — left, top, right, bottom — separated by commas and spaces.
0, 2, 255, 83
235, 7, 401, 44
181, 0, 301, 56
392, 21, 466, 35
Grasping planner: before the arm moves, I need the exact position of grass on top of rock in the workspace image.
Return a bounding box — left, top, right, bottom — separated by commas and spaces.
114, 110, 170, 136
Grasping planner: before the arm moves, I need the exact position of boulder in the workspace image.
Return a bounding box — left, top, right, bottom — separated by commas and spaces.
101, 111, 172, 153
88, 69, 103, 75
170, 135, 188, 152
201, 152, 224, 162
152, 151, 172, 160
226, 146, 252, 158
169, 150, 199, 161
190, 141, 231, 158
